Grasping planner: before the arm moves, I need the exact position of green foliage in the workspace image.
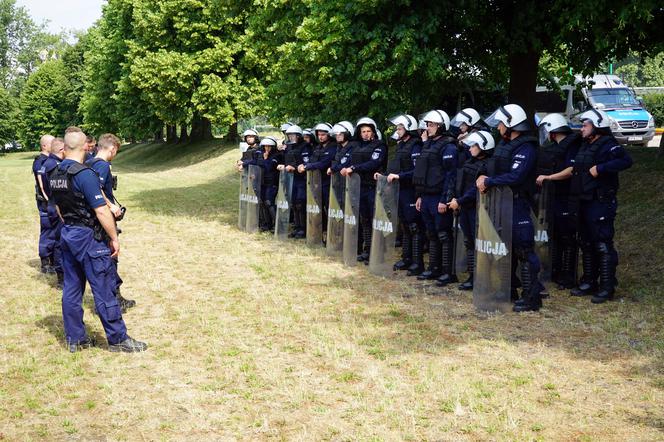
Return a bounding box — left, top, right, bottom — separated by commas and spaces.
616, 51, 664, 87
642, 94, 664, 127
0, 85, 17, 143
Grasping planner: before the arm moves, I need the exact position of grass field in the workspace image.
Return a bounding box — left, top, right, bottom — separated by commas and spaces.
0, 141, 662, 441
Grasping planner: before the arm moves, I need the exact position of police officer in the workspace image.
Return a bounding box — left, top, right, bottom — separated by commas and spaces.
536, 113, 583, 289
450, 108, 486, 164
340, 117, 387, 262
381, 114, 424, 274
412, 110, 458, 283
33, 134, 54, 273
50, 131, 146, 352
38, 137, 66, 288
86, 134, 136, 312
247, 136, 280, 232
447, 131, 495, 290
328, 121, 357, 176
236, 129, 261, 171
477, 104, 543, 312
301, 123, 337, 239
567, 109, 632, 303
278, 125, 309, 238
303, 128, 315, 146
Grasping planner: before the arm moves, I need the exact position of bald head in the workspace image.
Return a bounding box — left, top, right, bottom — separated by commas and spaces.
40, 135, 54, 152
64, 131, 87, 151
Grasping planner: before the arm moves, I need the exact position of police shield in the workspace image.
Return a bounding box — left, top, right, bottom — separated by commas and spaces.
245, 165, 262, 233
342, 173, 361, 267
238, 169, 249, 231
306, 170, 324, 246
473, 186, 513, 312
532, 181, 553, 282
454, 213, 468, 276
326, 173, 345, 257
369, 175, 400, 276
274, 171, 294, 240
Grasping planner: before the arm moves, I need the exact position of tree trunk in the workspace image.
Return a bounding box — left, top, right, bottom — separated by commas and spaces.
507, 49, 541, 124
154, 125, 164, 143
166, 125, 177, 143
178, 124, 189, 143
190, 116, 213, 141
227, 120, 239, 142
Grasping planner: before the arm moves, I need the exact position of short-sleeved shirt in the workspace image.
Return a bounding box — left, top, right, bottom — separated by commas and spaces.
58, 159, 106, 209
86, 157, 114, 201
38, 154, 62, 197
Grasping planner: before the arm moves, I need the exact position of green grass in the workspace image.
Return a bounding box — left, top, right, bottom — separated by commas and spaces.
0, 142, 662, 440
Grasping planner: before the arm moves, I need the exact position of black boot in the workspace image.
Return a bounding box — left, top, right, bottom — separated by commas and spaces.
557, 239, 578, 289
268, 204, 276, 232
436, 231, 458, 286
407, 224, 425, 276
418, 231, 441, 280
458, 249, 474, 290
357, 216, 372, 264
513, 249, 542, 312
570, 242, 597, 296
116, 288, 136, 312
56, 272, 64, 290
393, 222, 412, 270
592, 242, 615, 304
40, 257, 54, 274
293, 203, 306, 238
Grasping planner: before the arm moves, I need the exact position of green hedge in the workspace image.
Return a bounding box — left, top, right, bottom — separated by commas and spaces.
642, 94, 664, 128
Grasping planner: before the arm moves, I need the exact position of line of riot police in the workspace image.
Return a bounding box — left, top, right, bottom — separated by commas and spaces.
236, 104, 632, 313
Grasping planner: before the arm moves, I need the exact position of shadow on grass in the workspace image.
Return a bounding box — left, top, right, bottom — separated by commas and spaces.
35, 314, 107, 350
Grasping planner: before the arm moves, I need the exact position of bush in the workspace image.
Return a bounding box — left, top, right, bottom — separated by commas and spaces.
642, 93, 664, 127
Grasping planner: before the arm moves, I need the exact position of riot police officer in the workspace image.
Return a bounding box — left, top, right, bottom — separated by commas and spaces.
569, 109, 633, 303
278, 125, 309, 238
447, 131, 495, 290
477, 104, 543, 312
50, 131, 146, 352
33, 134, 54, 273
382, 114, 424, 274
340, 118, 387, 262
412, 110, 458, 284
38, 137, 65, 287
236, 129, 261, 171
250, 136, 281, 231
302, 123, 337, 238
450, 108, 486, 164
536, 113, 582, 289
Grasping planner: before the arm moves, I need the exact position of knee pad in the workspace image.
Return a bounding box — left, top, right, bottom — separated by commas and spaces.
437, 230, 452, 243
514, 246, 532, 261
595, 242, 611, 254
409, 222, 421, 235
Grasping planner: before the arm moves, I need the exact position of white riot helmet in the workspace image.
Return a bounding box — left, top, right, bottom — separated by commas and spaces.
418, 119, 427, 131
242, 129, 259, 143
355, 117, 379, 136
461, 130, 495, 152
450, 108, 481, 128
421, 109, 451, 131
538, 113, 572, 144
259, 136, 278, 147
313, 122, 333, 134
485, 104, 530, 131
280, 122, 294, 132
303, 128, 314, 137
388, 114, 418, 140
579, 109, 611, 129
285, 124, 303, 136
376, 129, 383, 141
331, 121, 355, 138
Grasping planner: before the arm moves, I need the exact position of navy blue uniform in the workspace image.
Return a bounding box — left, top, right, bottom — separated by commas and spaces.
244, 148, 280, 231
305, 141, 337, 232
32, 153, 50, 260
39, 154, 64, 274
485, 134, 542, 306
570, 134, 632, 301
412, 135, 458, 279
284, 141, 311, 236
50, 159, 128, 347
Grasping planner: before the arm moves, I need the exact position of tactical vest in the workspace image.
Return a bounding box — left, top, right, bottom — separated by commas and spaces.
570, 135, 618, 201
488, 135, 538, 198
49, 162, 99, 229
241, 146, 258, 162
262, 151, 280, 186
284, 141, 306, 167
387, 137, 420, 175
412, 136, 456, 194
349, 139, 384, 186
455, 157, 486, 204
310, 141, 337, 164
33, 154, 47, 201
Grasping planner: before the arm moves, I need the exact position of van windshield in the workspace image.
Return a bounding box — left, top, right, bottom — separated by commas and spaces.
587, 88, 640, 108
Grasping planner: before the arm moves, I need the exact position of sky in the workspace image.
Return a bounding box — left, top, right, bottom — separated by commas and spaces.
15, 0, 106, 34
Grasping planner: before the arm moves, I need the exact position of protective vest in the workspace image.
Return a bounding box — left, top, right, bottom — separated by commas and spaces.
412, 136, 456, 194
570, 135, 620, 201
284, 141, 307, 168
349, 139, 385, 186
538, 133, 581, 197
49, 163, 99, 229
488, 134, 538, 198
33, 154, 47, 201
310, 141, 337, 164
387, 137, 421, 175
456, 157, 487, 202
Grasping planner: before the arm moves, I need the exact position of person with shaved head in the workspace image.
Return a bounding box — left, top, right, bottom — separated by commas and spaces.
49, 130, 146, 353
33, 134, 55, 273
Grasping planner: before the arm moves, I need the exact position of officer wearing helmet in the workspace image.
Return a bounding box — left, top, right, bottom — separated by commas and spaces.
447, 130, 495, 291
303, 128, 315, 146
279, 122, 294, 152
535, 113, 583, 289
278, 124, 310, 238
328, 121, 357, 176
339, 117, 387, 262
247, 136, 281, 231
236, 129, 260, 171
379, 114, 424, 274
477, 104, 543, 312
301, 123, 338, 236
567, 109, 632, 304
451, 108, 486, 163
412, 110, 459, 284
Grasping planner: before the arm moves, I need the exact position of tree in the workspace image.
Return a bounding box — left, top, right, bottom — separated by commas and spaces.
0, 85, 17, 143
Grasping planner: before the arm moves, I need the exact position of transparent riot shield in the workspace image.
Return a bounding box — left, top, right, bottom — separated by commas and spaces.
532, 181, 553, 283
306, 170, 324, 247
473, 186, 513, 312
238, 169, 248, 231
342, 174, 361, 267
326, 173, 345, 258
369, 176, 400, 276
274, 171, 294, 240
245, 165, 262, 234
454, 212, 468, 276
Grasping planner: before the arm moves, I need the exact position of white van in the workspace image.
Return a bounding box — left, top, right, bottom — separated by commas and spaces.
535, 74, 656, 145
